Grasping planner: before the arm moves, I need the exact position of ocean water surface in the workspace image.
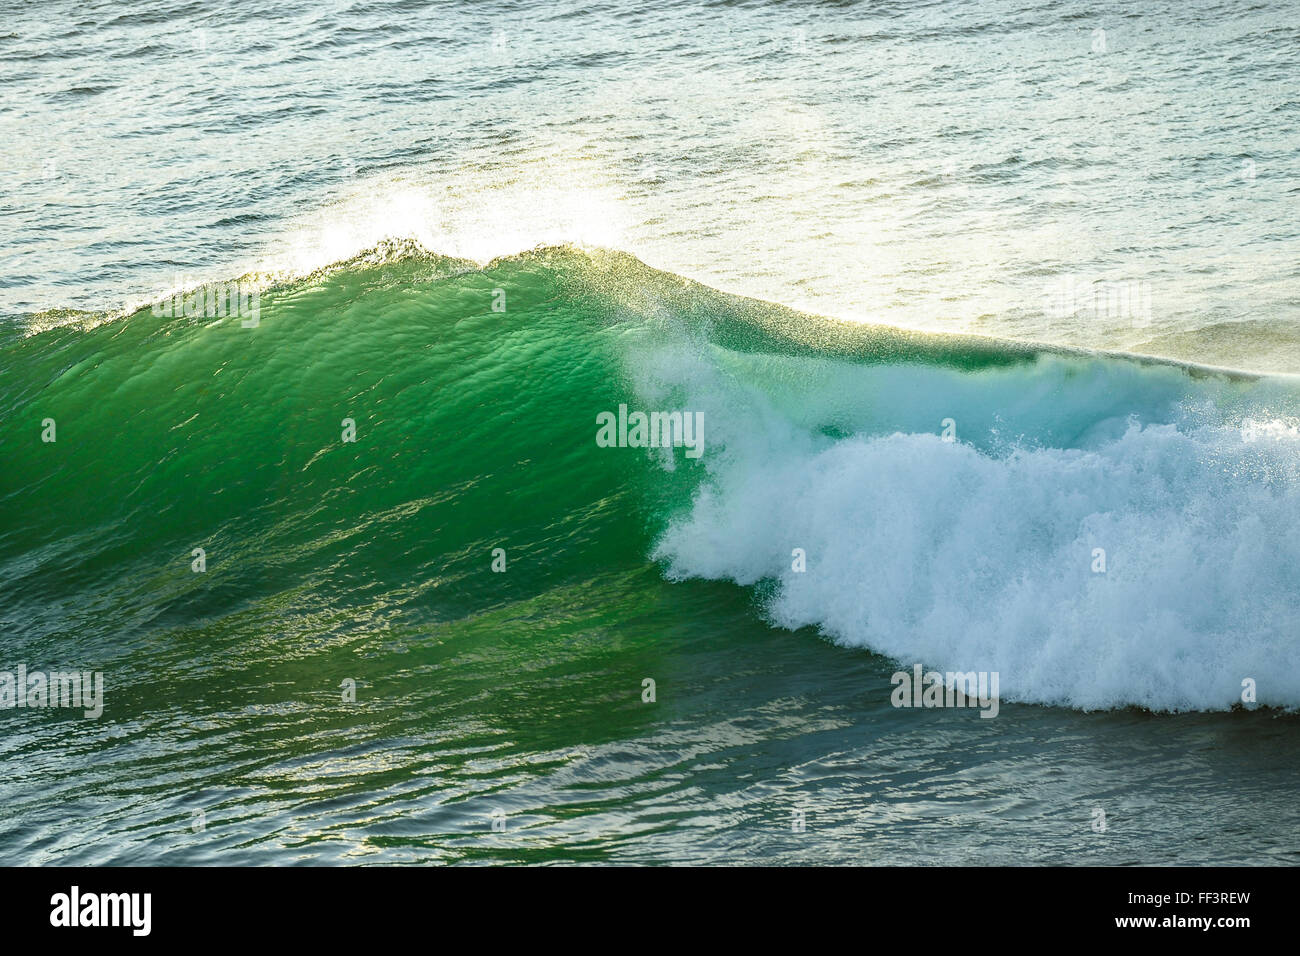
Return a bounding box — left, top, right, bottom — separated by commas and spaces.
1, 0, 1298, 864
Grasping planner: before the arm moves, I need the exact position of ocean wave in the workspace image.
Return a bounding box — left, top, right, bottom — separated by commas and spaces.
4, 244, 1298, 714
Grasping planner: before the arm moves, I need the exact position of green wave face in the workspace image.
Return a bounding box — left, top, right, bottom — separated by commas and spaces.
2, 248, 698, 651
4, 246, 1300, 863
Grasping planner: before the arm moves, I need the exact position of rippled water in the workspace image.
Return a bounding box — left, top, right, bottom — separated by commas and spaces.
2, 0, 1298, 865
5, 0, 1299, 368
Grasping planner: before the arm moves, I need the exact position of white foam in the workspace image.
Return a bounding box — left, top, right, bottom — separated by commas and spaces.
645, 345, 1300, 712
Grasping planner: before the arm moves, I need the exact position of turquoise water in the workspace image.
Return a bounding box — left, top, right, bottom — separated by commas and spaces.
1, 1, 1299, 865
